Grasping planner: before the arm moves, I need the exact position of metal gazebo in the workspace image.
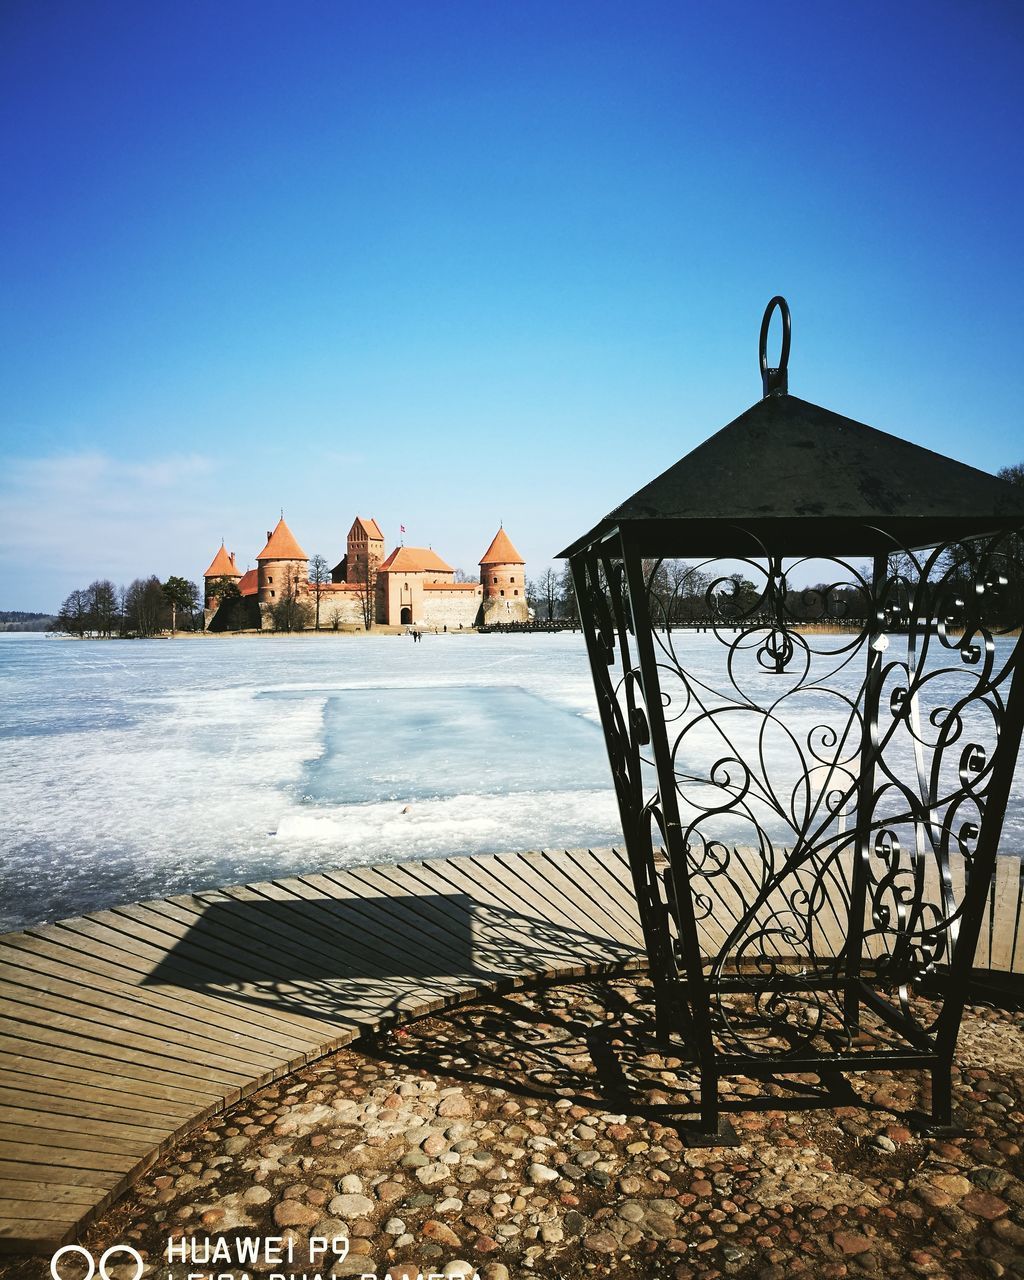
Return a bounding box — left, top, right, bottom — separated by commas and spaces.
562, 298, 1024, 1136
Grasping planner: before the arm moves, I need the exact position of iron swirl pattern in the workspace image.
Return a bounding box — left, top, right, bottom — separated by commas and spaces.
573, 532, 1023, 1059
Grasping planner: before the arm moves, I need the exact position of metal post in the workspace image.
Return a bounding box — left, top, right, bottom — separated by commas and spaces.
844, 552, 889, 1029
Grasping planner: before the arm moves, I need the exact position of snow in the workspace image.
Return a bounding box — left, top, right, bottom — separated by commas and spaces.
0, 629, 1020, 933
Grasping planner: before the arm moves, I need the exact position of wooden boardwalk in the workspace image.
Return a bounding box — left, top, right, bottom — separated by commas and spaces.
0, 848, 645, 1254
2, 844, 1022, 1255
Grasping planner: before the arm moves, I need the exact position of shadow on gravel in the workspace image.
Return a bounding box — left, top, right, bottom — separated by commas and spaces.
360, 977, 885, 1134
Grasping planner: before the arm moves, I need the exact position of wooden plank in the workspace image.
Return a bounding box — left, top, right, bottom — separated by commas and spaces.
0, 1068, 194, 1119
144, 892, 370, 982
494, 850, 616, 940
43, 916, 340, 1041
1009, 861, 1024, 976
0, 1161, 116, 1190
466, 852, 628, 965
221, 878, 456, 981
0, 1180, 107, 1205
0, 1221, 74, 1248
0, 1146, 138, 1172
318, 862, 477, 956
0, 1016, 248, 1094
395, 858, 560, 972
559, 848, 647, 942
0, 987, 274, 1080
213, 879, 470, 1016
0, 1104, 165, 1143
334, 864, 495, 966
0, 1040, 219, 1107
17, 924, 331, 1044
0, 970, 287, 1073
0, 1087, 180, 1132
108, 899, 338, 988
511, 850, 641, 948
0, 1126, 148, 1159
264, 873, 459, 969
0, 936, 316, 1057
0, 1199, 97, 1223
989, 857, 1018, 973
408, 858, 608, 980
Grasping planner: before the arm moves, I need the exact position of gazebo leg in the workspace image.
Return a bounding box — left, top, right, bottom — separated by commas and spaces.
699, 1067, 719, 1135
931, 1063, 952, 1129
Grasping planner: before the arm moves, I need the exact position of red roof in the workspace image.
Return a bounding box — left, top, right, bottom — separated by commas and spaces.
352, 516, 384, 541
479, 527, 524, 565
257, 517, 308, 561
204, 543, 240, 578
379, 546, 453, 574
238, 569, 258, 597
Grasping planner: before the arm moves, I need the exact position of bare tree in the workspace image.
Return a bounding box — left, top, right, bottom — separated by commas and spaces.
56, 589, 90, 638
558, 563, 579, 625
87, 579, 117, 637
355, 557, 378, 630
271, 578, 312, 632
527, 570, 560, 624
125, 576, 168, 636
308, 554, 330, 631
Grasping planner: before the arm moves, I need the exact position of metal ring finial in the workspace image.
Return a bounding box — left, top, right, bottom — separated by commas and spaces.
759, 296, 791, 397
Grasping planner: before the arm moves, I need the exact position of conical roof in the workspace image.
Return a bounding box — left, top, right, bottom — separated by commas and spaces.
480, 527, 525, 565
204, 543, 240, 578
561, 393, 1024, 558
257, 517, 308, 561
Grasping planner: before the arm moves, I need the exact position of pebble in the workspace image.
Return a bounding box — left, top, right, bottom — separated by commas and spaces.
65, 979, 1024, 1280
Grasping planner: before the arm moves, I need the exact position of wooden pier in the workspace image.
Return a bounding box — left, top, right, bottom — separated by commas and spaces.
1, 845, 1022, 1255
0, 849, 644, 1254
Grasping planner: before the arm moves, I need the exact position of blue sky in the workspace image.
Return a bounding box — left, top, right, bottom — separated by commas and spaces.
1, 1, 1022, 610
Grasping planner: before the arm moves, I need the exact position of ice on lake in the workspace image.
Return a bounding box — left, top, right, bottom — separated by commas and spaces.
0, 632, 621, 930
1, 629, 1021, 933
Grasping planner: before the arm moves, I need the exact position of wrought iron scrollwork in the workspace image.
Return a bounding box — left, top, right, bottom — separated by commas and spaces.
572, 529, 1024, 1116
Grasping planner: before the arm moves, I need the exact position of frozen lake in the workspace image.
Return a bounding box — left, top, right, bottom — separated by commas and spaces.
1, 630, 1021, 932
0, 632, 620, 931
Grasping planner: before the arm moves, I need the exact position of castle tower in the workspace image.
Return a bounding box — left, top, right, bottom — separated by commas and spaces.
256, 516, 309, 605
345, 516, 385, 586
479, 526, 527, 624
202, 542, 242, 609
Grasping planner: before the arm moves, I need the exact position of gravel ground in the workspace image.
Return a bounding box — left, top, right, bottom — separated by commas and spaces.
3, 978, 1023, 1280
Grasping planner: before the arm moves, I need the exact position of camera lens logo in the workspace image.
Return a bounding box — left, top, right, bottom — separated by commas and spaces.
50, 1244, 144, 1280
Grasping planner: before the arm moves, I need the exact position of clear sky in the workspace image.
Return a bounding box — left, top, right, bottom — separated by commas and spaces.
1, 0, 1022, 611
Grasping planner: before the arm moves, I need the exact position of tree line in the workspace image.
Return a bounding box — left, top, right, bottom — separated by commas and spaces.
0, 611, 57, 632
54, 576, 200, 638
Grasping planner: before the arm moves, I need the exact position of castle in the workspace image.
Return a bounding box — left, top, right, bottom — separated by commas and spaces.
203, 516, 528, 631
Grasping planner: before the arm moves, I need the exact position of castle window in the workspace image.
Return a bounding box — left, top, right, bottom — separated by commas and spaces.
500, 589, 505, 596
493, 576, 498, 584
270, 590, 276, 598
514, 590, 519, 596
268, 576, 273, 584
510, 576, 515, 583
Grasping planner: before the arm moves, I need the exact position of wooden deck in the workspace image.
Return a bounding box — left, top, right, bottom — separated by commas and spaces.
2, 844, 1023, 1255
0, 848, 645, 1254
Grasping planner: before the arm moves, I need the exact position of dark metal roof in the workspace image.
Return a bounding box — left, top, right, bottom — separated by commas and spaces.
561, 393, 1024, 558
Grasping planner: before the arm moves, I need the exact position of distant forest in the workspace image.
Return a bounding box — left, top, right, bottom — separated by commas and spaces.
0, 611, 57, 632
